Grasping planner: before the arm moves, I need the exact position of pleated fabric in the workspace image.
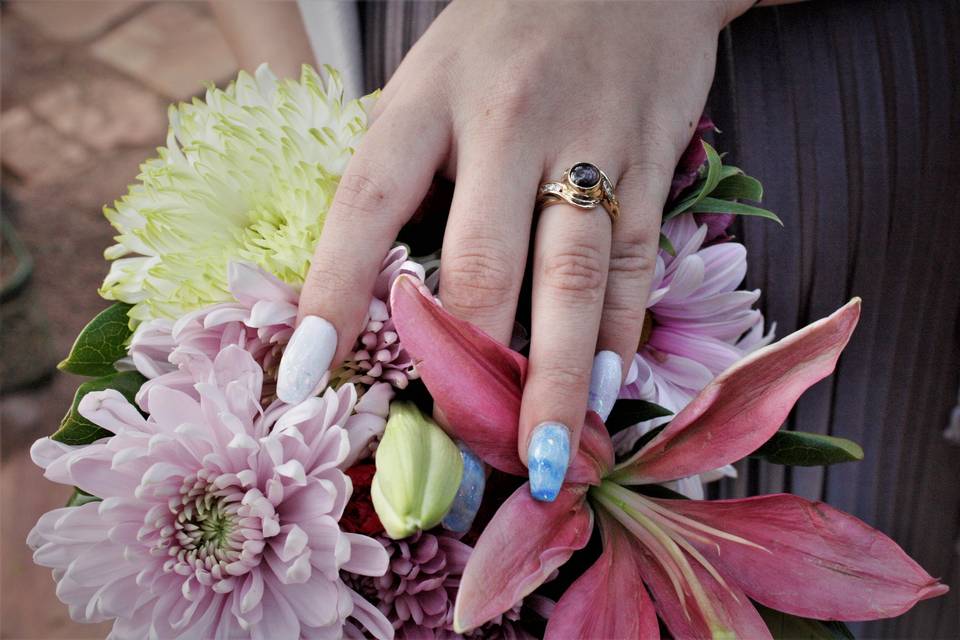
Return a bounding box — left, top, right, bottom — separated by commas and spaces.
357, 0, 446, 93
337, 1, 960, 637
713, 2, 960, 637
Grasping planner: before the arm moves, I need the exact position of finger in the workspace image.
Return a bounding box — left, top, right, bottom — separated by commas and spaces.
590, 160, 672, 420
439, 140, 541, 345
277, 103, 449, 404
520, 165, 615, 501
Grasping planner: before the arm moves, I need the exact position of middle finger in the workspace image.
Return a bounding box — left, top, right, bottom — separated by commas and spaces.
520, 158, 617, 500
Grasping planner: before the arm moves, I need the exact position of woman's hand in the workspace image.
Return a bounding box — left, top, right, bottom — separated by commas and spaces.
278, 0, 753, 500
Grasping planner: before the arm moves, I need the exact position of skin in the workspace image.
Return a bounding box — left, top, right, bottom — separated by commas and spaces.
213, 0, 784, 470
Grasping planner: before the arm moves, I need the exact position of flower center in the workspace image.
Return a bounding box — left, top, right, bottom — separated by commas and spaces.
167, 473, 245, 569
146, 468, 267, 587
179, 494, 238, 559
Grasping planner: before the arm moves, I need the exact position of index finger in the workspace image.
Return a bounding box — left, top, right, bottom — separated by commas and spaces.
276, 102, 449, 404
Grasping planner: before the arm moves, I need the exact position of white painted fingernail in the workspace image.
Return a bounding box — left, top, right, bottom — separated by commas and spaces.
277, 316, 338, 404
588, 350, 622, 421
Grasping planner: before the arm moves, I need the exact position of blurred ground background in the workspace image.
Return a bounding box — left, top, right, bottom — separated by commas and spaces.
0, 2, 238, 637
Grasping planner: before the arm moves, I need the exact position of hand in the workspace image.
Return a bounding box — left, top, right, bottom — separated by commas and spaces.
278, 0, 753, 500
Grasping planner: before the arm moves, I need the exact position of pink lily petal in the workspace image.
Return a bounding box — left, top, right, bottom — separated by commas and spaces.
391, 276, 612, 482
631, 536, 771, 639
656, 494, 949, 621
391, 276, 527, 475
453, 484, 593, 633
612, 298, 861, 484
545, 509, 658, 640
567, 411, 616, 482
593, 481, 771, 639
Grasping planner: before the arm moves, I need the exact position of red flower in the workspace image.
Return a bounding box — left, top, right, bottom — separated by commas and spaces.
342, 463, 384, 536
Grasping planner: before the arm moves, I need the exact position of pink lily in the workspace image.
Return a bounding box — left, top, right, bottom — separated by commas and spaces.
390, 276, 948, 638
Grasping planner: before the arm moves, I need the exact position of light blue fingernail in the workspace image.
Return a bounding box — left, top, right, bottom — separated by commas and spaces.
527, 422, 570, 502
442, 444, 485, 533
588, 350, 622, 422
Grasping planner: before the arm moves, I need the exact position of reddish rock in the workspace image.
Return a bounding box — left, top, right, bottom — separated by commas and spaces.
91, 3, 238, 100
8, 1, 143, 43
31, 78, 166, 151
0, 107, 89, 184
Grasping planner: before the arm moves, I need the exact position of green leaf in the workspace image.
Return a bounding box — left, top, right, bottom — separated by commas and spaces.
755, 603, 855, 639
711, 174, 764, 202
58, 303, 135, 377
658, 232, 676, 256
663, 141, 724, 222
606, 400, 673, 435
698, 141, 724, 201
718, 165, 745, 181
52, 371, 146, 445
66, 488, 101, 507
751, 430, 864, 466
689, 197, 783, 225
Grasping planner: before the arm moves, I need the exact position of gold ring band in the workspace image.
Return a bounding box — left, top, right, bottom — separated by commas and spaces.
537, 162, 619, 223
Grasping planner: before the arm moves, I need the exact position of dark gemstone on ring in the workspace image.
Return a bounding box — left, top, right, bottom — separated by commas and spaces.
569, 162, 601, 189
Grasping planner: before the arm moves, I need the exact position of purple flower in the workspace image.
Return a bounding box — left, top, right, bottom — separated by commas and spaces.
618, 214, 774, 495
668, 115, 714, 203
332, 246, 426, 389
349, 530, 550, 639
28, 346, 394, 639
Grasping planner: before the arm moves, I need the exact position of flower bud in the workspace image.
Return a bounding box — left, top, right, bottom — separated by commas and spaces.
371, 401, 463, 539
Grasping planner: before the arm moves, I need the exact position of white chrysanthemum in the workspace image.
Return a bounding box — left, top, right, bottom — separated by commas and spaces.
100, 64, 376, 324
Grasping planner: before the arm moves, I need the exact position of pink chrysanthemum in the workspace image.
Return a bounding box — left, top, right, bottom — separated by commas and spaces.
28, 345, 395, 639
129, 246, 425, 401
128, 261, 298, 403
617, 214, 773, 491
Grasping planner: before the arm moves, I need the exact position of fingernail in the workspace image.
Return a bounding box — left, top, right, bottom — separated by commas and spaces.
442, 444, 486, 533
588, 350, 622, 422
527, 422, 570, 502
277, 316, 337, 404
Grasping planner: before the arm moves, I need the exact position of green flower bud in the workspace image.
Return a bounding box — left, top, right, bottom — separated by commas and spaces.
371, 402, 464, 539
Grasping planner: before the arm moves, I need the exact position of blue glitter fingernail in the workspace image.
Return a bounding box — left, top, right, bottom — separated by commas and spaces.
527, 422, 570, 502
588, 350, 622, 422
442, 444, 486, 533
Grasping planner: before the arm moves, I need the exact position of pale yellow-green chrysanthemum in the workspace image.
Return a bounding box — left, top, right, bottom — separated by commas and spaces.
100, 64, 376, 325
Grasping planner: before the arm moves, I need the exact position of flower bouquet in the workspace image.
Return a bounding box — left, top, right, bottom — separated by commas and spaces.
27, 66, 947, 639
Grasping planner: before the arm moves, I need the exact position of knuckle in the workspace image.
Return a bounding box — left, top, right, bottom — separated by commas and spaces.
623, 155, 674, 186
541, 246, 607, 303
609, 238, 658, 279
536, 362, 591, 393
304, 258, 355, 298
497, 83, 534, 119
474, 80, 537, 130
332, 164, 394, 219
601, 290, 646, 320
441, 245, 518, 314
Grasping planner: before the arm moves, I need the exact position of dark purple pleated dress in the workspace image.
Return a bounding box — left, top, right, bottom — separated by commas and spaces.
358, 1, 960, 637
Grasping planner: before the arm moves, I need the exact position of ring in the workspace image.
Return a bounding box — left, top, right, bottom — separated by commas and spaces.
537, 162, 620, 223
